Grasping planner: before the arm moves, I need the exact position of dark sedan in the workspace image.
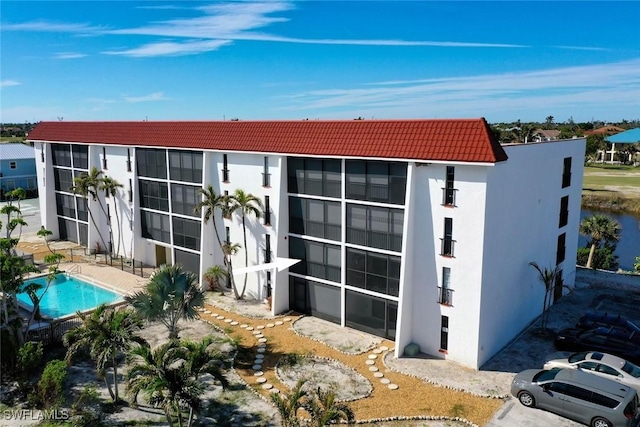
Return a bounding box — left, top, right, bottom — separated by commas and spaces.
577, 313, 640, 336
555, 327, 640, 365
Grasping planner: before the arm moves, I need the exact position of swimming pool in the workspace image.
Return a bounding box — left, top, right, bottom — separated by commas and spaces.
18, 274, 123, 318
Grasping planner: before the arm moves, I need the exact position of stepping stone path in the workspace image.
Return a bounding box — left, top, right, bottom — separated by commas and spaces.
207, 306, 392, 396
363, 346, 399, 391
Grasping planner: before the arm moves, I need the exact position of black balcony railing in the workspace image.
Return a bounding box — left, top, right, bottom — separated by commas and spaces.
222, 168, 230, 182
442, 187, 457, 206
438, 287, 454, 306
440, 238, 455, 257
262, 172, 271, 187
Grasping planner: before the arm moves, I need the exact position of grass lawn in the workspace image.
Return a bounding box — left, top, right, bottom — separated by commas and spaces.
0, 137, 26, 142
582, 165, 640, 198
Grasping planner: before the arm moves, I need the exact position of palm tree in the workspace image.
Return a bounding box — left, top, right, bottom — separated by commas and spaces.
270, 378, 308, 427
203, 265, 228, 294
304, 386, 355, 427
181, 337, 230, 425
195, 186, 244, 298
222, 242, 241, 299
126, 264, 205, 340
227, 189, 263, 299
101, 176, 124, 258
579, 215, 622, 269
529, 262, 562, 331
71, 168, 108, 252
63, 303, 147, 403
126, 339, 228, 427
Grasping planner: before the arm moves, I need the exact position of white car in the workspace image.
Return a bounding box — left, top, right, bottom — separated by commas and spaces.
544, 351, 640, 393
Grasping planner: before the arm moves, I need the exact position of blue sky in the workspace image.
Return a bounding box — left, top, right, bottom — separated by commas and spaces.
1, 1, 639, 124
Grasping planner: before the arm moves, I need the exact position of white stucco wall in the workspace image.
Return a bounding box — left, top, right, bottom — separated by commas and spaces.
477, 138, 585, 368
35, 142, 57, 236
400, 162, 490, 367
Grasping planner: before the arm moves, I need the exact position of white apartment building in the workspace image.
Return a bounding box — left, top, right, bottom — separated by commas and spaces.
28, 118, 585, 369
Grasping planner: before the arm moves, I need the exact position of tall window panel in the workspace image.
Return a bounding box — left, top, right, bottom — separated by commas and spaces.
346, 248, 400, 297
54, 169, 74, 193
171, 184, 199, 217
346, 160, 406, 205
346, 204, 403, 252
137, 148, 167, 179
443, 166, 456, 206
289, 197, 341, 241
559, 196, 569, 228
175, 249, 201, 277
172, 217, 201, 251
441, 217, 454, 257
289, 237, 341, 283
345, 290, 397, 340
139, 180, 169, 211
51, 144, 71, 167
71, 145, 88, 170
56, 193, 76, 218
169, 150, 203, 183
76, 197, 88, 222
141, 211, 170, 243
287, 158, 341, 198
562, 157, 572, 188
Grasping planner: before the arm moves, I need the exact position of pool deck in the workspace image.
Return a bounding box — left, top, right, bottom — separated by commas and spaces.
57, 262, 148, 296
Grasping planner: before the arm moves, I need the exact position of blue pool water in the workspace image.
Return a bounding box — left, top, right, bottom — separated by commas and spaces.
18, 274, 122, 318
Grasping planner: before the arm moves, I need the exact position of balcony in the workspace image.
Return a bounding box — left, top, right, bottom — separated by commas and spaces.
440, 238, 455, 257
442, 187, 457, 207
438, 287, 454, 306
262, 172, 271, 187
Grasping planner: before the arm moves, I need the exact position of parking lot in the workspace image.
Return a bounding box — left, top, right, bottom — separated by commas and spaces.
485, 272, 640, 426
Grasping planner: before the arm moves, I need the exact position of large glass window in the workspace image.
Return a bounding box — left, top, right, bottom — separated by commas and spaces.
56, 193, 76, 218
287, 158, 341, 198
289, 237, 341, 283
345, 290, 397, 340
171, 184, 199, 217
137, 148, 167, 179
76, 197, 88, 222
141, 211, 170, 243
54, 169, 74, 193
559, 195, 569, 228
57, 217, 78, 243
289, 197, 341, 241
169, 150, 203, 183
346, 160, 406, 205
346, 204, 403, 251
289, 277, 341, 324
173, 217, 201, 251
71, 145, 88, 170
562, 157, 572, 188
139, 180, 169, 211
346, 248, 400, 297
51, 144, 71, 167
175, 249, 201, 277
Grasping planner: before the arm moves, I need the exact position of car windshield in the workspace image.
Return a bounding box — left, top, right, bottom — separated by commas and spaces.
622, 361, 640, 378
568, 352, 589, 363
533, 369, 560, 382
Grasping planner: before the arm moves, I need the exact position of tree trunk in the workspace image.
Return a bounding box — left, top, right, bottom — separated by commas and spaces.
112, 351, 119, 402
240, 214, 248, 300
114, 197, 123, 258
586, 243, 597, 269
187, 407, 194, 427
88, 207, 108, 253
104, 375, 115, 401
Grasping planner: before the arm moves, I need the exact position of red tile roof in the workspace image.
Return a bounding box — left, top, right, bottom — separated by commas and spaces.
27, 118, 507, 163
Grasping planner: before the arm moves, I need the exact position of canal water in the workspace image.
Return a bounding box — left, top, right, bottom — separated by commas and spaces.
579, 209, 640, 272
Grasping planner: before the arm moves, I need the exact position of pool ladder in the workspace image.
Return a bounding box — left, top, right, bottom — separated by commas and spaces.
66, 264, 82, 277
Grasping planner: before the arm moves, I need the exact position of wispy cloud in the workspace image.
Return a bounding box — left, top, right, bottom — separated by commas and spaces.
104, 39, 232, 57
123, 92, 169, 103
1, 80, 21, 88
2, 20, 107, 34
54, 52, 87, 59
105, 1, 524, 57
279, 59, 640, 115
554, 45, 607, 51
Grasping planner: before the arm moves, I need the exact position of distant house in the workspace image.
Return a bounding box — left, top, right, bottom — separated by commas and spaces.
0, 143, 38, 199
584, 126, 625, 136
532, 129, 561, 142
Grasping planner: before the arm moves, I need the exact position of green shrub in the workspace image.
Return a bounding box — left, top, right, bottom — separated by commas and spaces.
16, 341, 43, 394
34, 359, 68, 409
577, 247, 619, 271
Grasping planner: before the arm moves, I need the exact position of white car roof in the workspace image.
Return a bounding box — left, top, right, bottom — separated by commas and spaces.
586, 352, 627, 369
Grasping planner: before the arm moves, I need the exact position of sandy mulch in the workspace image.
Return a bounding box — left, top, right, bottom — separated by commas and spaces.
199, 305, 504, 427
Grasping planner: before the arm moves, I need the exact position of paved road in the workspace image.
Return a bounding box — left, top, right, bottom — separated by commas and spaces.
488, 399, 582, 427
